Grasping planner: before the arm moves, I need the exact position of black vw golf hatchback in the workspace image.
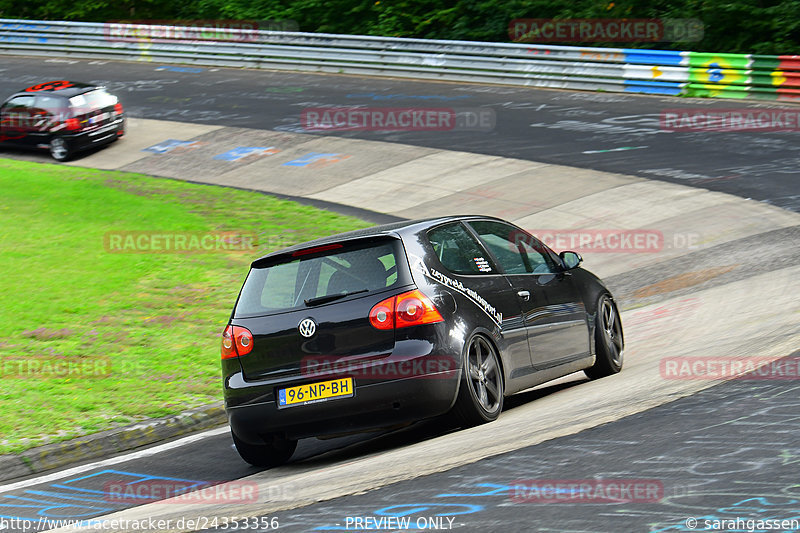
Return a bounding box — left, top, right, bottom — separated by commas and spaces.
222, 216, 624, 466
0, 80, 125, 161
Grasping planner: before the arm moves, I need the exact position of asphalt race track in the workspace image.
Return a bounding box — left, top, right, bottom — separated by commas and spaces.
0, 56, 799, 211
0, 55, 799, 533
0, 429, 414, 533
225, 352, 800, 533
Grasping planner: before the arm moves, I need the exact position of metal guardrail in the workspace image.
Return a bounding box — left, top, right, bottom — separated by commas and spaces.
1, 19, 798, 100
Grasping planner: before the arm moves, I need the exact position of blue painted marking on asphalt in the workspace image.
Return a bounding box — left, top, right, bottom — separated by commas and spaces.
282, 152, 342, 167
85, 469, 203, 484
435, 482, 515, 498
49, 483, 107, 495
142, 139, 198, 154
0, 509, 43, 519
155, 65, 205, 73
0, 494, 113, 518
0, 469, 208, 522
58, 469, 203, 488
213, 146, 276, 161
21, 491, 110, 504
375, 503, 483, 517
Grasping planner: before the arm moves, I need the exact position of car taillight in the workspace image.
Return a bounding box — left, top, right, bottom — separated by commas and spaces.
65, 118, 81, 131
221, 325, 254, 359
369, 289, 444, 330
369, 298, 395, 330
114, 103, 123, 115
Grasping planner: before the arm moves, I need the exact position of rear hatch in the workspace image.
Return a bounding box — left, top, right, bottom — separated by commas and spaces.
67, 88, 122, 133
232, 236, 413, 381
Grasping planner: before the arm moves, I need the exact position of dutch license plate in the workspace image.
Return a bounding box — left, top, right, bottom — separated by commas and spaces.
90, 112, 109, 124
277, 377, 353, 408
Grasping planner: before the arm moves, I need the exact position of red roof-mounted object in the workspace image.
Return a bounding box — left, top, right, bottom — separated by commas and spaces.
291, 243, 343, 257
25, 80, 76, 93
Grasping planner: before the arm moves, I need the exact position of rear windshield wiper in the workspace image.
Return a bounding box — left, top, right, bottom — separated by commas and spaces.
304, 289, 368, 306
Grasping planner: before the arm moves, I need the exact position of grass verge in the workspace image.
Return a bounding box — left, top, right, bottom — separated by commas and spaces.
0, 158, 371, 454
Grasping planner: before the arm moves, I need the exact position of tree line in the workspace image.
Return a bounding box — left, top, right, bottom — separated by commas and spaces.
1, 0, 798, 55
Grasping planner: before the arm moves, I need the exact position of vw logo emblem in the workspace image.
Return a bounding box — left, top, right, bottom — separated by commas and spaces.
298, 318, 316, 338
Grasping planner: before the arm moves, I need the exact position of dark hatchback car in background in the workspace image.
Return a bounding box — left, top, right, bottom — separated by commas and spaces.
0, 80, 125, 161
222, 216, 624, 466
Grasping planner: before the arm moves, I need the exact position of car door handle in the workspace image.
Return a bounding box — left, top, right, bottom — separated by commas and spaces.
517, 290, 531, 301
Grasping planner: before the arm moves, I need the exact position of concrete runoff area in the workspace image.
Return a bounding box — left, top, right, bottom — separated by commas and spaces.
74, 118, 800, 283
65, 119, 224, 170
3, 119, 795, 532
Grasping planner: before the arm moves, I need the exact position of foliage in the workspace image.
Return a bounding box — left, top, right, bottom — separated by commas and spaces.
0, 0, 797, 54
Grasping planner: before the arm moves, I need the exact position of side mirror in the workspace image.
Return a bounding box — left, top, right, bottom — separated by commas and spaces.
560, 251, 582, 270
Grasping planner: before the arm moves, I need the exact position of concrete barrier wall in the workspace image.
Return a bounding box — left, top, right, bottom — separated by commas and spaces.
1, 19, 798, 100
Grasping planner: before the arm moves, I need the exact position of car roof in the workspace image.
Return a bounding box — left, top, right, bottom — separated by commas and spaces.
252, 214, 510, 264
8, 81, 102, 100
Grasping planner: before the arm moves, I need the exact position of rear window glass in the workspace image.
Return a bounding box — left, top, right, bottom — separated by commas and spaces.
69, 89, 117, 111
235, 239, 404, 316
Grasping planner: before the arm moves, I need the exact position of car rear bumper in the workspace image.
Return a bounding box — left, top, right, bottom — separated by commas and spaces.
64, 118, 125, 152
224, 355, 461, 442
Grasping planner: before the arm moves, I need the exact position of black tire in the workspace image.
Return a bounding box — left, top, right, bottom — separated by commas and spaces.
49, 137, 71, 161
452, 333, 504, 426
585, 293, 624, 379
231, 431, 297, 467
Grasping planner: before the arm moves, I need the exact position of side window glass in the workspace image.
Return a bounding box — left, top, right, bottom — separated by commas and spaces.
3, 96, 35, 110
36, 95, 67, 118
469, 220, 557, 275
517, 235, 559, 274
1, 96, 35, 128
427, 223, 494, 275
